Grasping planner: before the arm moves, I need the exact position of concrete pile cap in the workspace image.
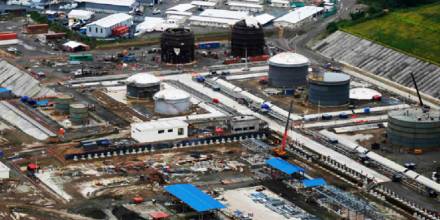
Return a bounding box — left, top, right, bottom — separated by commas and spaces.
153, 88, 190, 100
126, 73, 160, 87
388, 108, 440, 123
269, 52, 309, 67
349, 87, 381, 100
70, 103, 87, 108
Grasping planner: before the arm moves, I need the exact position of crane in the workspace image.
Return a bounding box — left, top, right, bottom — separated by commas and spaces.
273, 101, 293, 158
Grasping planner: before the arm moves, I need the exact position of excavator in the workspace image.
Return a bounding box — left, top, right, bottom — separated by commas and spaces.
273, 101, 293, 158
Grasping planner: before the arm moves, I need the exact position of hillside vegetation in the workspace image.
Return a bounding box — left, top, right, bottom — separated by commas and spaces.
341, 2, 440, 64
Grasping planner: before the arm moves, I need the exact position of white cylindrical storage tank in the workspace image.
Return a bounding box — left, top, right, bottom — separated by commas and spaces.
153, 88, 191, 115
126, 73, 161, 99
268, 52, 310, 88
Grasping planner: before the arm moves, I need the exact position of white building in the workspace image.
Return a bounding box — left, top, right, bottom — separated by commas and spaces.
74, 0, 136, 13
86, 13, 133, 38
165, 10, 193, 18
167, 3, 195, 12
131, 119, 188, 143
191, 0, 217, 9
270, 0, 289, 8
255, 13, 276, 26
228, 1, 264, 13
135, 17, 164, 35
274, 6, 324, 29
189, 9, 248, 28
0, 161, 10, 179
68, 10, 94, 20
189, 16, 238, 28
199, 9, 249, 20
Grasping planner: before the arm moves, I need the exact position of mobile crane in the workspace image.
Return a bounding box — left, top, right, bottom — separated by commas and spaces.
273, 101, 293, 158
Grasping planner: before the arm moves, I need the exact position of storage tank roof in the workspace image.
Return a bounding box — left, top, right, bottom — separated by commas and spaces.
269, 52, 309, 67
154, 88, 190, 100
309, 72, 350, 83
350, 88, 381, 100
126, 73, 160, 87
388, 108, 440, 123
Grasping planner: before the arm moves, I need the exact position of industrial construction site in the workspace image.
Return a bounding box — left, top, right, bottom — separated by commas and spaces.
0, 0, 439, 219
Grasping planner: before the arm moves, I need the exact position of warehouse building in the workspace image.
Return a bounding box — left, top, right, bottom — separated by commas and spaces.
85, 13, 133, 38
270, 0, 290, 7
274, 6, 324, 29
189, 9, 248, 28
131, 119, 188, 143
167, 3, 195, 12
191, 1, 217, 9
74, 0, 136, 13
228, 1, 264, 13
68, 9, 94, 21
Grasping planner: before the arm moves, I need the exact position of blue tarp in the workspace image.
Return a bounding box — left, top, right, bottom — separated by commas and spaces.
36, 99, 49, 106
0, 88, 11, 93
266, 157, 304, 175
302, 178, 327, 188
164, 184, 225, 212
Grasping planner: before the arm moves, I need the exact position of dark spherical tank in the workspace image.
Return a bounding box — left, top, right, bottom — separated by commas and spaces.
231, 18, 265, 57
161, 28, 195, 64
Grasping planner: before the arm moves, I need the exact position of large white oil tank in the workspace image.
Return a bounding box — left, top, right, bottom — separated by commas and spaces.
153, 88, 191, 115
268, 52, 310, 88
126, 73, 161, 99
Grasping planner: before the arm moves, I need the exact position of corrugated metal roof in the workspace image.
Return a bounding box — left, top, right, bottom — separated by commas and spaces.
0, 60, 55, 98
88, 13, 132, 28
164, 184, 225, 212
167, 3, 195, 12
74, 0, 135, 7
274, 6, 324, 24
266, 157, 304, 175
199, 9, 248, 20
302, 178, 326, 188
255, 13, 276, 26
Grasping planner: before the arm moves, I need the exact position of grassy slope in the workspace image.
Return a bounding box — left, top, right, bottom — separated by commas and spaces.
342, 3, 440, 64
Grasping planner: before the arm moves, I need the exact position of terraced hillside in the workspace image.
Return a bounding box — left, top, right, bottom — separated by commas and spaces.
342, 3, 440, 64
313, 31, 440, 99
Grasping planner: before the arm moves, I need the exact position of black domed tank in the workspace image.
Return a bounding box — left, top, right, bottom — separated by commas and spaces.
231, 18, 265, 57
161, 28, 195, 64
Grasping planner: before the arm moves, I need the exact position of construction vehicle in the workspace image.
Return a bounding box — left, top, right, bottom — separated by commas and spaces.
273, 101, 293, 158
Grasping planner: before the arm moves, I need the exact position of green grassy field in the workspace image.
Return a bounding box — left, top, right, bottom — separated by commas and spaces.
342, 3, 440, 64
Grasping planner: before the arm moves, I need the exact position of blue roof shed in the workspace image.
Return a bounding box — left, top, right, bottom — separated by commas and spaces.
266, 157, 304, 175
164, 184, 225, 212
302, 178, 327, 188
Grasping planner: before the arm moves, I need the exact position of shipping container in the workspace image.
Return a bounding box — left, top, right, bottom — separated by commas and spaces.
223, 57, 240, 64
69, 54, 94, 62
248, 54, 270, 62
112, 26, 129, 36
45, 32, 66, 40
26, 24, 49, 34
0, 32, 17, 40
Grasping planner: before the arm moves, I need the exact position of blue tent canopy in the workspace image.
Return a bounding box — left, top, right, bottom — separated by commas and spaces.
0, 88, 11, 93
302, 178, 327, 188
37, 99, 49, 106
164, 184, 225, 212
266, 157, 304, 175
